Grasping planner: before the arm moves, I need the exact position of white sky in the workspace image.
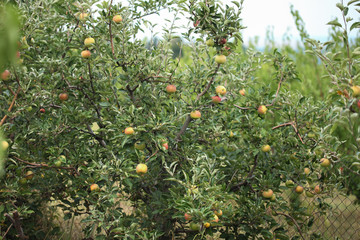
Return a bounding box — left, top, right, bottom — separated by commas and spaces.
116, 0, 359, 46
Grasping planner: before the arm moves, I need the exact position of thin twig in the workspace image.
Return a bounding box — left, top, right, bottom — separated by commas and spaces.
0, 86, 21, 126
145, 149, 159, 162
272, 209, 305, 240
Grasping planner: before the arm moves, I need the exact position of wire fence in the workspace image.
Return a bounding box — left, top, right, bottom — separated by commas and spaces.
275, 191, 360, 240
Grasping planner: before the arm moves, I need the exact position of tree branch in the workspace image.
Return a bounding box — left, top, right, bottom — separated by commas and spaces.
0, 86, 21, 126
4, 211, 28, 240
271, 209, 306, 240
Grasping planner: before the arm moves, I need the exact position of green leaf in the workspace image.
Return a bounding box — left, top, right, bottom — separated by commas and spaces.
350, 21, 360, 31
327, 19, 342, 28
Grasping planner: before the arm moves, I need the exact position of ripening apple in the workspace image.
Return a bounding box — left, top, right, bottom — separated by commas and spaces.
239, 89, 245, 96
214, 210, 223, 217
320, 158, 331, 167
351, 85, 360, 97
84, 37, 95, 47
0, 140, 9, 150
134, 141, 146, 150
215, 85, 226, 95
229, 131, 234, 138
258, 105, 267, 115
285, 180, 294, 188
59, 93, 69, 101
262, 189, 273, 198
204, 222, 211, 228
219, 38, 227, 45
190, 110, 201, 119
113, 15, 123, 23
212, 215, 219, 223
314, 185, 321, 194
81, 50, 91, 58
124, 127, 134, 135
184, 213, 192, 221
206, 39, 214, 47
162, 142, 168, 150
261, 144, 271, 153
212, 96, 221, 103
295, 185, 304, 194
40, 108, 45, 113
25, 171, 34, 180
215, 55, 226, 64
1, 70, 10, 81
136, 163, 148, 174
166, 84, 176, 93
90, 183, 100, 192
357, 99, 360, 109
304, 168, 311, 175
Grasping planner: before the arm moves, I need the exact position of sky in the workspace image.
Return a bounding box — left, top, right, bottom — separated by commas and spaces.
117, 0, 359, 46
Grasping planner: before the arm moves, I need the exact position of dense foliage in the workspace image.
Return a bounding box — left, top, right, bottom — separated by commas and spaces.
0, 0, 359, 239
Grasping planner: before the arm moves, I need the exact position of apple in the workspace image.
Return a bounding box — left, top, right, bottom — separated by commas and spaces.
1, 141, 9, 150
25, 171, 34, 180
81, 50, 91, 58
134, 141, 146, 150
1, 70, 10, 81
190, 222, 200, 231
184, 213, 192, 221
19, 178, 27, 185
351, 85, 360, 97
212, 215, 219, 223
357, 99, 360, 109
229, 131, 234, 138
136, 163, 148, 174
215, 85, 226, 95
162, 142, 168, 150
285, 180, 294, 188
219, 38, 227, 45
212, 96, 221, 103
261, 144, 271, 153
113, 15, 123, 23
59, 93, 69, 101
124, 127, 134, 135
320, 158, 331, 167
79, 12, 88, 21
214, 210, 222, 217
239, 89, 245, 96
204, 222, 211, 228
258, 105, 267, 115
304, 168, 311, 175
215, 55, 226, 64
206, 39, 214, 47
40, 108, 45, 113
295, 185, 304, 194
55, 160, 62, 167
90, 183, 100, 192
84, 37, 95, 47
166, 84, 176, 93
314, 185, 321, 194
270, 194, 276, 201
190, 110, 201, 119
262, 189, 273, 198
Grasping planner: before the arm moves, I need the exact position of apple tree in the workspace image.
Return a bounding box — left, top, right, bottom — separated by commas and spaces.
0, 0, 355, 239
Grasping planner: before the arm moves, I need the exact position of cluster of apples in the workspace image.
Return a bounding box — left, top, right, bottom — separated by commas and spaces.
184, 208, 223, 231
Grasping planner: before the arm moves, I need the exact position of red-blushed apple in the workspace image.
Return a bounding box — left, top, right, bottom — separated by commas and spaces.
314, 185, 321, 194
212, 96, 221, 103
261, 144, 271, 152
215, 55, 226, 64
59, 93, 68, 101
81, 50, 91, 58
212, 215, 219, 223
166, 84, 176, 93
40, 108, 45, 113
190, 110, 201, 119
113, 15, 123, 23
124, 127, 134, 135
357, 99, 360, 109
90, 183, 100, 192
1, 70, 10, 81
184, 213, 192, 221
219, 38, 227, 45
262, 189, 273, 198
162, 142, 168, 150
351, 85, 360, 97
214, 210, 222, 217
239, 89, 245, 96
215, 85, 226, 95
136, 163, 148, 174
206, 39, 214, 47
258, 105, 267, 115
295, 185, 304, 194
320, 158, 331, 167
84, 37, 95, 47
